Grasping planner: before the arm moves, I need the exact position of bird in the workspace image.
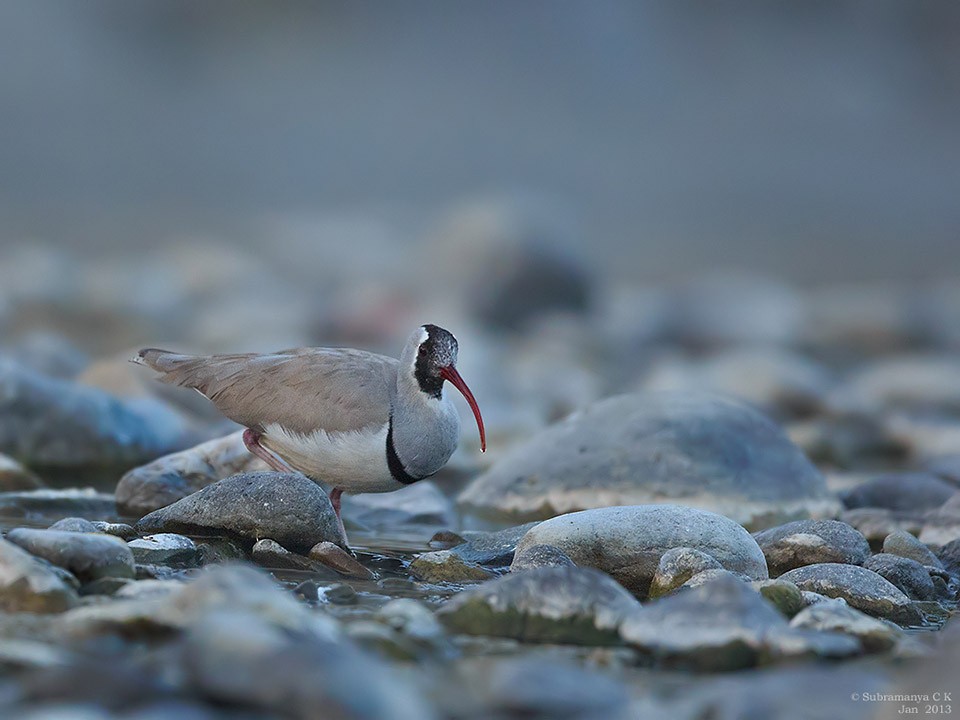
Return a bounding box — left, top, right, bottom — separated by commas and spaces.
132, 324, 485, 543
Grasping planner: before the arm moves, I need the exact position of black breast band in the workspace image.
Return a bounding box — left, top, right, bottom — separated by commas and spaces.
386, 417, 421, 485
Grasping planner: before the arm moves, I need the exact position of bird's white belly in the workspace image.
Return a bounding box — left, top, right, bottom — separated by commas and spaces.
260, 422, 401, 493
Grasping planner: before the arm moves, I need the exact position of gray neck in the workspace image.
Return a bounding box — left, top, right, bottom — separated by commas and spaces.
388, 361, 461, 481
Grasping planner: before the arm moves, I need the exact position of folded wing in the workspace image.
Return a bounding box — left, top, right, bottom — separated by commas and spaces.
135, 347, 398, 435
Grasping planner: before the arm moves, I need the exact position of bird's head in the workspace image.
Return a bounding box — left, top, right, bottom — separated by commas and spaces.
404, 324, 486, 452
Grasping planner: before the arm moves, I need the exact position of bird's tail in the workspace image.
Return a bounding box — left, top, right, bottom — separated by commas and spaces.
131, 348, 195, 373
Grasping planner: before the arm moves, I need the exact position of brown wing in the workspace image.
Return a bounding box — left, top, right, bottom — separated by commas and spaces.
135, 347, 398, 434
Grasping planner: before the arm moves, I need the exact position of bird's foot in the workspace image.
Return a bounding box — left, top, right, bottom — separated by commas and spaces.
242, 428, 295, 473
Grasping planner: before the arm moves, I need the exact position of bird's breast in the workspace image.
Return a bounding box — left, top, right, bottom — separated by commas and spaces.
260, 422, 403, 493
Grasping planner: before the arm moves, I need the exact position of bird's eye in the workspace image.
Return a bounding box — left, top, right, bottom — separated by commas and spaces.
418, 345, 428, 356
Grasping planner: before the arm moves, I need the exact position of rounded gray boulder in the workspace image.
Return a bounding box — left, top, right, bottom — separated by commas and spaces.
458, 392, 838, 529
136, 472, 343, 552
513, 504, 768, 598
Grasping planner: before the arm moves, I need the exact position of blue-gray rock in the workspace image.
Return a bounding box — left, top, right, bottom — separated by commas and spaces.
753, 520, 870, 577
0, 360, 196, 476
136, 472, 342, 553
437, 565, 641, 645
779, 563, 922, 626
619, 574, 860, 670
513, 505, 768, 598
459, 392, 838, 529
6, 528, 135, 581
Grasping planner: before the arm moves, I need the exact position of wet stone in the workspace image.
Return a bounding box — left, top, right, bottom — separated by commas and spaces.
790, 599, 902, 653
79, 576, 133, 597
882, 530, 943, 569
409, 550, 495, 583
753, 519, 870, 577
438, 565, 641, 645
619, 574, 860, 671
428, 530, 466, 550
323, 583, 358, 605
778, 563, 923, 626
0, 538, 79, 613
513, 505, 768, 598
863, 553, 939, 601
115, 431, 267, 518
309, 542, 375, 580
459, 392, 838, 529
753, 579, 806, 618
6, 528, 135, 581
648, 547, 722, 599
128, 534, 198, 568
136, 472, 343, 553
509, 544, 575, 573
92, 522, 139, 541
252, 538, 331, 576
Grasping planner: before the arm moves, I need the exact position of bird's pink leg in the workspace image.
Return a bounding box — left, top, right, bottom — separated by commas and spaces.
329, 487, 348, 546
242, 428, 294, 473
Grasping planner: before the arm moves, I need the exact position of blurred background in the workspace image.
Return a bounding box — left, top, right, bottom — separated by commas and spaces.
1, 0, 959, 454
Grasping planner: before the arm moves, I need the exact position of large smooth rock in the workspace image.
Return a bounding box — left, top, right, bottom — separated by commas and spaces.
619, 574, 860, 670
778, 563, 922, 626
437, 565, 641, 645
0, 360, 195, 476
137, 472, 342, 552
0, 538, 78, 613
513, 505, 768, 598
753, 520, 870, 577
116, 432, 267, 518
6, 528, 134, 581
459, 392, 838, 529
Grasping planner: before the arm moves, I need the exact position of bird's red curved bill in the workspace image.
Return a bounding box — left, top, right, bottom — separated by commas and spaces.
440, 366, 486, 452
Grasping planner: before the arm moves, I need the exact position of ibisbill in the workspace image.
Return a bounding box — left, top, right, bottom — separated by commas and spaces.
133, 324, 485, 543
